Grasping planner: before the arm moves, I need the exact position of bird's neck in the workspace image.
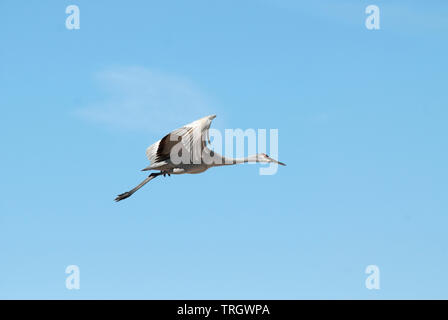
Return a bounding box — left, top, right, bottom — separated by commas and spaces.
215, 154, 259, 166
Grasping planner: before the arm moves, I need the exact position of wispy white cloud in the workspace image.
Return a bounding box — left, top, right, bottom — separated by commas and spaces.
75, 66, 214, 133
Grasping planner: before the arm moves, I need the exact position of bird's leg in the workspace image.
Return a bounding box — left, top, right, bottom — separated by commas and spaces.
115, 172, 162, 202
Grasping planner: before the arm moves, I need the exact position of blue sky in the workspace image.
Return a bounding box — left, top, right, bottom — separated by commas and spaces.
0, 0, 447, 299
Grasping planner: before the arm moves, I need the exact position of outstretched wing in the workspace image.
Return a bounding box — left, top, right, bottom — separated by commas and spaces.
145, 115, 216, 167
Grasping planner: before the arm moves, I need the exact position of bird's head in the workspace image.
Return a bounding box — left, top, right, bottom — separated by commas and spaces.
257, 153, 286, 166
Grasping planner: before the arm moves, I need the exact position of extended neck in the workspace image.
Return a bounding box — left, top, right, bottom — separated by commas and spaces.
216, 154, 259, 166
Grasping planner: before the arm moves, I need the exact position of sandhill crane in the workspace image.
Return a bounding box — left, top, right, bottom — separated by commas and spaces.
115, 115, 285, 201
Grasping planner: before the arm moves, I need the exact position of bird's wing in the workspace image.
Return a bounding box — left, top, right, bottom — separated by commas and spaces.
145, 115, 215, 165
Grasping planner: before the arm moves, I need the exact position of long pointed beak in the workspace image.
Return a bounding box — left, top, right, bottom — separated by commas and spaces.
273, 159, 286, 166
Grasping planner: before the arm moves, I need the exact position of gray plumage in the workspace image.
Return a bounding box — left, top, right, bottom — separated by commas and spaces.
115, 115, 285, 201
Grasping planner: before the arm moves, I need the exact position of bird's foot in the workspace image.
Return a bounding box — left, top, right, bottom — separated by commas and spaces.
115, 191, 132, 202
162, 171, 171, 177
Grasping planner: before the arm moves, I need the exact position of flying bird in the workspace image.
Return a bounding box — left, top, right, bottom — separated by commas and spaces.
115, 115, 285, 201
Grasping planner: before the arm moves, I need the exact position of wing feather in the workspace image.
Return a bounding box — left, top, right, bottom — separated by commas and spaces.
145, 115, 215, 167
